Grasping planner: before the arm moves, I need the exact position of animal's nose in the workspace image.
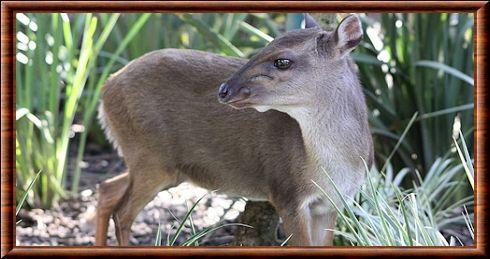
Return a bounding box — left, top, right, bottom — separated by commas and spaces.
218, 83, 231, 102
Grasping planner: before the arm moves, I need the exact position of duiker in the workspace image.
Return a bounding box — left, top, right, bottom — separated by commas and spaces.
96, 14, 373, 246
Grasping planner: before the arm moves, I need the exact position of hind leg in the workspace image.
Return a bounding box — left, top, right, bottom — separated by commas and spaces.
95, 172, 130, 246
113, 165, 182, 245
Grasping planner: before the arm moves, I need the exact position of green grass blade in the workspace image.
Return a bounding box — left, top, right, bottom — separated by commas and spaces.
414, 60, 474, 86
417, 103, 473, 121
453, 132, 474, 190
178, 14, 244, 57
280, 234, 293, 246
239, 21, 273, 43
381, 112, 418, 173
169, 193, 209, 246
16, 170, 42, 215
154, 221, 162, 246
181, 223, 252, 246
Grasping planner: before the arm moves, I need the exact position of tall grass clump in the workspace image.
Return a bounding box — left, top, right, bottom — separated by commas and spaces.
15, 13, 150, 208
314, 129, 474, 246
354, 13, 474, 173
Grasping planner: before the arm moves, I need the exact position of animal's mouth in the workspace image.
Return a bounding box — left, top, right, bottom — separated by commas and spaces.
219, 85, 260, 109
227, 97, 254, 109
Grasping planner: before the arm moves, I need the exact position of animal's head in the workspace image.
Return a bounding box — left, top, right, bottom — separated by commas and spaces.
218, 14, 363, 113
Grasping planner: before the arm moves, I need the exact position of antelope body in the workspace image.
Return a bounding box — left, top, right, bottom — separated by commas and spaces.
95, 14, 373, 246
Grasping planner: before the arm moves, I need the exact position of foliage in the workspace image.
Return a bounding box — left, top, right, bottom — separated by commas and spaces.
314, 129, 474, 246
16, 170, 42, 216
15, 13, 149, 207
354, 13, 474, 173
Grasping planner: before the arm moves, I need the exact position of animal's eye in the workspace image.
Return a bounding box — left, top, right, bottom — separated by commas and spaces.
273, 59, 292, 70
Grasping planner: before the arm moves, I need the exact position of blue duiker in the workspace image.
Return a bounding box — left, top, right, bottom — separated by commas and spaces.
96, 14, 373, 246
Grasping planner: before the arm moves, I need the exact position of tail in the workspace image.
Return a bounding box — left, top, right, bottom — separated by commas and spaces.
98, 102, 123, 157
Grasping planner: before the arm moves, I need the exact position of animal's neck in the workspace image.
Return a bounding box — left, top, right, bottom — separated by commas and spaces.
279, 83, 356, 173
285, 106, 339, 169
281, 91, 366, 201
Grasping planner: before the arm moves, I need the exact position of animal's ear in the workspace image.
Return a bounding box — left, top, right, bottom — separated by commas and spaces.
333, 14, 363, 56
304, 13, 319, 29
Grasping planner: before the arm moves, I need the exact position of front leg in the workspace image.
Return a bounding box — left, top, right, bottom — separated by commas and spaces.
273, 195, 337, 246
273, 200, 313, 246
309, 198, 337, 246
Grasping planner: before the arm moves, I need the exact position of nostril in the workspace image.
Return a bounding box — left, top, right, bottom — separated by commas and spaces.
218, 83, 229, 99
219, 88, 229, 99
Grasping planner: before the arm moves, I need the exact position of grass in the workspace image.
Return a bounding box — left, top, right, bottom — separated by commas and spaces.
16, 170, 42, 216
355, 13, 474, 173
16, 13, 102, 207
16, 13, 151, 208
313, 127, 474, 246
453, 130, 474, 190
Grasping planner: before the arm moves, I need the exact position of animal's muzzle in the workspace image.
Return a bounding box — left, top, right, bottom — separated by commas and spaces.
218, 83, 251, 104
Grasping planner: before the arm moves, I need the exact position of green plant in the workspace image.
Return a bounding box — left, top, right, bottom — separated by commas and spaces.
16, 170, 42, 216
453, 130, 474, 190
354, 13, 474, 173
70, 14, 151, 194
15, 13, 150, 208
17, 13, 110, 207
313, 124, 474, 246
314, 157, 472, 246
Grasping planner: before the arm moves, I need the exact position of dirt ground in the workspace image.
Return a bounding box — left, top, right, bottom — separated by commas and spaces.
16, 149, 246, 246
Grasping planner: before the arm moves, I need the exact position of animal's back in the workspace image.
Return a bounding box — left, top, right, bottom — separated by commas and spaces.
99, 49, 306, 199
